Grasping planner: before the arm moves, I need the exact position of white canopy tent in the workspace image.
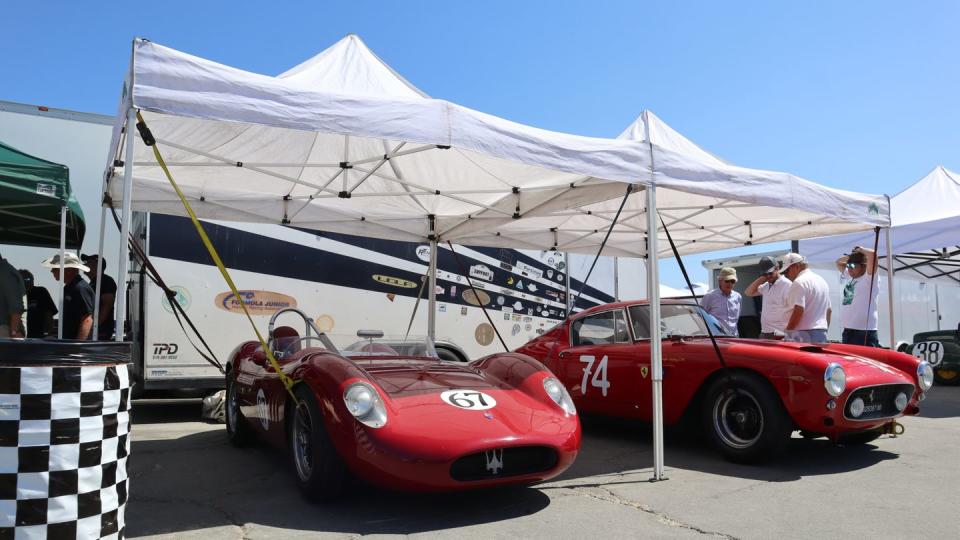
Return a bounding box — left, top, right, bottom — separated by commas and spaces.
102, 35, 891, 481
801, 166, 960, 285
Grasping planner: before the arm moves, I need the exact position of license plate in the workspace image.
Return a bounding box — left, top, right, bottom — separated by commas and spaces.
863, 404, 883, 413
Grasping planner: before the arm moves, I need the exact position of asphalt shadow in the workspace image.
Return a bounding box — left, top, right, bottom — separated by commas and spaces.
917, 385, 960, 418
126, 427, 550, 537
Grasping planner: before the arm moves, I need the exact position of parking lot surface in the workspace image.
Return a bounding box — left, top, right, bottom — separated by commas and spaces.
127, 386, 959, 539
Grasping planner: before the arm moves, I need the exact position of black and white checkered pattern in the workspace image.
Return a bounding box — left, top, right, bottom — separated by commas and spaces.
1, 364, 130, 539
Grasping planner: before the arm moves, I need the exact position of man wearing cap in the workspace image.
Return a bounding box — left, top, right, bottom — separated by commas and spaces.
42, 252, 95, 340
744, 256, 792, 339
82, 254, 117, 340
0, 251, 25, 338
701, 267, 742, 336
782, 253, 832, 343
835, 246, 880, 347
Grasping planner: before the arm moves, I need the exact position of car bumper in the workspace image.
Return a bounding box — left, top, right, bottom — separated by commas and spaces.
790, 385, 923, 439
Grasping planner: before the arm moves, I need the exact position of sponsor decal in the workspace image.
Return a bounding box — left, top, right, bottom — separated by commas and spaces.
527, 308, 534, 315
485, 449, 504, 475
546, 290, 560, 299
441, 389, 497, 410
215, 290, 296, 315
460, 306, 468, 316
450, 285, 457, 296
515, 280, 524, 290
462, 289, 492, 306
161, 286, 192, 314
546, 269, 555, 279
435, 285, 445, 295
475, 323, 495, 346
499, 262, 512, 271
512, 300, 523, 310
386, 293, 396, 302
523, 316, 532, 322
524, 323, 532, 331
556, 273, 564, 282
415, 244, 431, 262
512, 314, 521, 321
256, 389, 269, 430
506, 276, 515, 285
511, 324, 521, 336
315, 314, 335, 332
503, 307, 513, 314
503, 313, 511, 320
557, 260, 566, 271
469, 264, 494, 282
536, 328, 545, 335
496, 296, 505, 306
527, 283, 538, 292
868, 202, 880, 216
548, 257, 555, 266
439, 304, 447, 313
372, 274, 418, 289
518, 263, 543, 280
152, 343, 179, 360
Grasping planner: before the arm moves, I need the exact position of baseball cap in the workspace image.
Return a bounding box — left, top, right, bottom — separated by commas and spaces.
847, 251, 867, 266
759, 256, 778, 274
780, 252, 805, 272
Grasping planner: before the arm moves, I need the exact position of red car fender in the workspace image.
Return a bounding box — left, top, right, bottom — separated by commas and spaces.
824, 344, 922, 384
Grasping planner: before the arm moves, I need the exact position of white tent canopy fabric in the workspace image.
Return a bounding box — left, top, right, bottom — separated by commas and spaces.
800, 166, 960, 284
104, 36, 890, 257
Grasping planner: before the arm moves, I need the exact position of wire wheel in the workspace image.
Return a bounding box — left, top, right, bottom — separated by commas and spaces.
713, 389, 765, 450
226, 379, 239, 433
292, 404, 314, 481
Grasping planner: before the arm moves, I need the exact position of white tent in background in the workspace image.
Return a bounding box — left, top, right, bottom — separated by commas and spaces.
801, 166, 960, 285
102, 35, 891, 481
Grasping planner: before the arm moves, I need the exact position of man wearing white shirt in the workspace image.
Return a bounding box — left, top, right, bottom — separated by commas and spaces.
836, 246, 880, 347
782, 253, 832, 343
744, 256, 792, 339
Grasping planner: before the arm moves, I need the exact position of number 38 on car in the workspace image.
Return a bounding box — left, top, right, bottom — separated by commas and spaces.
225, 309, 580, 500
516, 300, 934, 463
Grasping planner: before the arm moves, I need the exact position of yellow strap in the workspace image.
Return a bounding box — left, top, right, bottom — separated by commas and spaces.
135, 111, 299, 401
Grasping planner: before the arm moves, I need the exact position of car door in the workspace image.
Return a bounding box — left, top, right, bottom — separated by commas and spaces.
556, 309, 643, 417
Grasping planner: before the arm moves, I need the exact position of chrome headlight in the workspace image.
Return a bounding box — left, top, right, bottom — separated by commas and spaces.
543, 377, 577, 416
343, 381, 387, 428
917, 361, 934, 392
894, 392, 908, 412
824, 363, 846, 397
849, 397, 865, 418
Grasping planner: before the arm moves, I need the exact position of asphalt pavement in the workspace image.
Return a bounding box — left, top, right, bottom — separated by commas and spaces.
126, 386, 959, 539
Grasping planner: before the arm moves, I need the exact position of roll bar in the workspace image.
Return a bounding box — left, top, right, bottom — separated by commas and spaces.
267, 308, 338, 353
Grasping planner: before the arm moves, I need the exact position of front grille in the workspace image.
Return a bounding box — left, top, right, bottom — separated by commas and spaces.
450, 446, 558, 482
844, 384, 915, 421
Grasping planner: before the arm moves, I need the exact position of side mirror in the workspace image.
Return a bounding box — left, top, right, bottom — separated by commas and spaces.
357, 329, 385, 339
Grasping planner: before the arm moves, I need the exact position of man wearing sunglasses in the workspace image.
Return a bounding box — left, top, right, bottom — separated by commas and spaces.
701, 267, 742, 336
744, 256, 792, 339
835, 246, 880, 347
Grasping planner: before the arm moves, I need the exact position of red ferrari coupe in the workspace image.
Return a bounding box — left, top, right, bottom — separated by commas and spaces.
225, 308, 580, 500
516, 300, 934, 462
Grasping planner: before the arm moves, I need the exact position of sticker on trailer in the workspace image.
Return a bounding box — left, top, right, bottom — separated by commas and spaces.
912, 341, 945, 367
415, 245, 431, 262
469, 264, 494, 282
440, 390, 497, 410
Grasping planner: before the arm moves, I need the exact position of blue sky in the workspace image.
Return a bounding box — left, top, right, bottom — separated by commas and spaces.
2, 1, 958, 287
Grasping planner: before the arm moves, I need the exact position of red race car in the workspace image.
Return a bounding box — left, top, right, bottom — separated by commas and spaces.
516, 300, 934, 462
225, 308, 580, 500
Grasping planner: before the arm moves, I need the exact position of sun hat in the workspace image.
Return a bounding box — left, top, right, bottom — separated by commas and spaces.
718, 267, 738, 282
41, 251, 90, 272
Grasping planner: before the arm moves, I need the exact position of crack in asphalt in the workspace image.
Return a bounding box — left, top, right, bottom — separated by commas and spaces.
568, 486, 739, 539
130, 493, 252, 540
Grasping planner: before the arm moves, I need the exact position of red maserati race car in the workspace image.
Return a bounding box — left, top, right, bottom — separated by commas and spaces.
516, 300, 935, 462
225, 308, 580, 500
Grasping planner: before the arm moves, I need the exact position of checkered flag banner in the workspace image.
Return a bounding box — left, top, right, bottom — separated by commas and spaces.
1, 359, 132, 539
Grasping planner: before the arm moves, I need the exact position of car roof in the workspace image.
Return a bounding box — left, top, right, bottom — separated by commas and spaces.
572, 298, 699, 320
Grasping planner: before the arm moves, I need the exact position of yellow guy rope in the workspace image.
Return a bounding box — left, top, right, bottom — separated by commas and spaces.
135, 111, 299, 402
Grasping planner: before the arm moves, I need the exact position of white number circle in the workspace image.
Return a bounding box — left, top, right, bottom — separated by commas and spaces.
440, 390, 497, 410
912, 341, 944, 367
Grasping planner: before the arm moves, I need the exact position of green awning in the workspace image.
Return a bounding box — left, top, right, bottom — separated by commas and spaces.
0, 140, 85, 248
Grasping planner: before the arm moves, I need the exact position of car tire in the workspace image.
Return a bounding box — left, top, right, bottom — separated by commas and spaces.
837, 428, 883, 446
934, 368, 960, 386
289, 385, 348, 501
702, 372, 792, 464
225, 373, 254, 446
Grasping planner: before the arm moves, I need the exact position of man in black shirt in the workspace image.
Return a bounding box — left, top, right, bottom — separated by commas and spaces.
18, 269, 57, 338
42, 252, 94, 340
82, 254, 118, 340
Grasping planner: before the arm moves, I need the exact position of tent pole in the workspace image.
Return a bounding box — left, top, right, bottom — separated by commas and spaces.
427, 238, 437, 341
885, 227, 895, 347
614, 256, 620, 302
57, 205, 67, 339
646, 185, 664, 481
115, 106, 136, 342
92, 206, 107, 340
564, 253, 571, 313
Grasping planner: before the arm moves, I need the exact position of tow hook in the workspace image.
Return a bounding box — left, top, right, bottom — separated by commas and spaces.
884, 420, 905, 437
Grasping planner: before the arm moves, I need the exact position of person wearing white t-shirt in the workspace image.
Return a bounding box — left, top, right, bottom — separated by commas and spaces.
836, 246, 880, 347
781, 253, 832, 343
744, 256, 792, 339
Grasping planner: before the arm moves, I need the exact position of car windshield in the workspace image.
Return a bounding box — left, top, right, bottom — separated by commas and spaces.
337, 334, 440, 359
628, 303, 731, 339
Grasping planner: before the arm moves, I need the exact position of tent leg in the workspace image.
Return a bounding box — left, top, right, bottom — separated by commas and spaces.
646, 185, 665, 481
115, 106, 136, 342
92, 206, 107, 340
427, 238, 437, 341
564, 252, 572, 313
57, 205, 67, 339
614, 256, 620, 302
885, 227, 895, 347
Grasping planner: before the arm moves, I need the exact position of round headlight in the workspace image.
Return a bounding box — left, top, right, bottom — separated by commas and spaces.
894, 392, 908, 412
849, 397, 865, 418
543, 377, 577, 416
824, 363, 846, 397
343, 382, 387, 428
917, 361, 934, 392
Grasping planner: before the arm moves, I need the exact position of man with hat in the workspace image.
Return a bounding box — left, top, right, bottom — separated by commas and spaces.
835, 246, 880, 347
782, 252, 832, 343
82, 254, 117, 340
701, 267, 742, 336
744, 255, 792, 339
41, 252, 95, 340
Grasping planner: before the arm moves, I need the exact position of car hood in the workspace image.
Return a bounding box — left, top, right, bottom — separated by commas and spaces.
351, 358, 502, 398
